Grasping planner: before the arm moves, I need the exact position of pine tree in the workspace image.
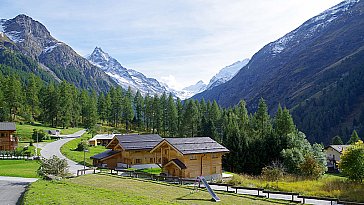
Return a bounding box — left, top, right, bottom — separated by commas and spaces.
176, 98, 184, 137
152, 95, 161, 134
123, 87, 134, 133
133, 90, 144, 131
182, 100, 198, 137
85, 91, 98, 129
348, 130, 361, 145
4, 75, 23, 121
332, 135, 344, 145
167, 93, 178, 137
253, 98, 272, 138
26, 74, 40, 121
58, 81, 73, 128
159, 92, 168, 137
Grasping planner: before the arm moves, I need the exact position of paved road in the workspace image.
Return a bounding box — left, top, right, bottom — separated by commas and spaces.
40, 130, 89, 175
0, 176, 37, 205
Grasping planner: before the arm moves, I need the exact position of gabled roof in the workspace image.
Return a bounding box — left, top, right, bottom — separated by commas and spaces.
325, 145, 350, 154
164, 137, 229, 155
0, 122, 16, 131
111, 134, 163, 150
90, 149, 120, 160
89, 134, 117, 141
165, 159, 187, 170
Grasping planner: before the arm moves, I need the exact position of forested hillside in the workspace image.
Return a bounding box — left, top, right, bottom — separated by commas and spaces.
193, 0, 364, 144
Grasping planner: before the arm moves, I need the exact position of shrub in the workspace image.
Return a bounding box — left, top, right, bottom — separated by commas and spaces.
37, 155, 69, 179
261, 162, 285, 181
76, 140, 88, 151
299, 155, 326, 179
338, 140, 364, 182
32, 129, 50, 142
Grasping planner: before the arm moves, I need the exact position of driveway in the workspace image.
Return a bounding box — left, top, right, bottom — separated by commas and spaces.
0, 176, 37, 205
40, 130, 90, 175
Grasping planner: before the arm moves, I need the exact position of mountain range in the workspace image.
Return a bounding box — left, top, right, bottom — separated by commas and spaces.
0, 14, 116, 92
193, 0, 364, 144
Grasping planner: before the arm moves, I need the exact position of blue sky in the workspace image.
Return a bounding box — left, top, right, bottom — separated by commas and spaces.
0, 0, 342, 89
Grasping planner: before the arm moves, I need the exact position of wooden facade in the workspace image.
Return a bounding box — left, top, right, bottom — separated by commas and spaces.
0, 122, 17, 151
91, 134, 162, 169
91, 135, 229, 179
150, 139, 227, 179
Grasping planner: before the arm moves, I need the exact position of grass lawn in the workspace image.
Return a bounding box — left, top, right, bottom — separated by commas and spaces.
61, 133, 107, 166
229, 173, 364, 202
0, 160, 39, 178
16, 123, 83, 141
23, 174, 291, 205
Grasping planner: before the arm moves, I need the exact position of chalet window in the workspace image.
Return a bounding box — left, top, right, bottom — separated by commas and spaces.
212, 154, 218, 158
1, 133, 4, 137
190, 155, 197, 160
212, 166, 217, 174
150, 158, 154, 163
164, 150, 168, 155
135, 159, 142, 164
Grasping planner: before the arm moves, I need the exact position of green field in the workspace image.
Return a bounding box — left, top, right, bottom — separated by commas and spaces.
23, 174, 290, 205
60, 133, 107, 166
0, 160, 39, 178
16, 123, 83, 141
229, 173, 364, 202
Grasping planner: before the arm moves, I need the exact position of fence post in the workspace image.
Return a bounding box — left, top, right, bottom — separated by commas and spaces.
226, 185, 228, 192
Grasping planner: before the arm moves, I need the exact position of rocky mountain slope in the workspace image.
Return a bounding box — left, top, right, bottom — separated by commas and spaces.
87, 47, 170, 96
0, 14, 116, 92
193, 0, 364, 144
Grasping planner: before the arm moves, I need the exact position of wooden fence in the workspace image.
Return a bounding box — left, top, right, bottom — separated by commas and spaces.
85, 167, 364, 205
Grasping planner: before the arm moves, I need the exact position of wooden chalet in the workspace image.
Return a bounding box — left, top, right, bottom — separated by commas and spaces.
91, 134, 163, 169
88, 134, 116, 146
150, 137, 229, 179
0, 122, 18, 151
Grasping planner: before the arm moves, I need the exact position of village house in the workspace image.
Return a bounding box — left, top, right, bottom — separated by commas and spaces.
324, 145, 350, 172
0, 122, 18, 151
91, 134, 229, 179
88, 133, 117, 146
91, 134, 163, 169
150, 137, 229, 180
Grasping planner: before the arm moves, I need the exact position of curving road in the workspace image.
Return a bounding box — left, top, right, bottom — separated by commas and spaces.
0, 176, 37, 205
40, 129, 88, 175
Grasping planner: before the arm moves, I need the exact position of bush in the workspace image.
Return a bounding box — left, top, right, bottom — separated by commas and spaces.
338, 140, 364, 182
32, 129, 50, 142
261, 162, 285, 181
76, 140, 88, 151
37, 155, 69, 179
299, 155, 326, 179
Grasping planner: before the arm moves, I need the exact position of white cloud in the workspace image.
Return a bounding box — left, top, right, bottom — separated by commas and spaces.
160, 75, 183, 90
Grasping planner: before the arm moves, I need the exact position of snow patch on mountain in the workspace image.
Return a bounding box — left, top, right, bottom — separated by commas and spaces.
270, 0, 360, 55
87, 47, 170, 96
206, 59, 250, 90
43, 42, 63, 53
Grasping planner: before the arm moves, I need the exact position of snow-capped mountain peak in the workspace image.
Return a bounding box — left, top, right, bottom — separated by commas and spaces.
87, 47, 170, 96
206, 59, 249, 90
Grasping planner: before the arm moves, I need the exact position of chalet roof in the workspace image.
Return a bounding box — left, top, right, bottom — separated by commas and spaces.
90, 149, 120, 160
89, 134, 117, 141
325, 145, 350, 154
0, 122, 16, 131
115, 134, 163, 150
171, 159, 187, 169
165, 137, 229, 155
